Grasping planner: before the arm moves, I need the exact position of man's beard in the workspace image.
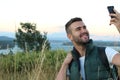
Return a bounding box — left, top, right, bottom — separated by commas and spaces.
73, 32, 89, 45
75, 40, 89, 45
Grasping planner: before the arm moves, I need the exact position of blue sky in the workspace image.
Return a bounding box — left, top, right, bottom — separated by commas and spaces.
0, 0, 120, 41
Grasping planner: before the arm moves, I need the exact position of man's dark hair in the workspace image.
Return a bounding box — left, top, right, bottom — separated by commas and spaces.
65, 17, 83, 34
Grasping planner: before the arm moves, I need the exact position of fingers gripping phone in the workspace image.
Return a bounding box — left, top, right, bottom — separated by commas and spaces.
107, 6, 116, 18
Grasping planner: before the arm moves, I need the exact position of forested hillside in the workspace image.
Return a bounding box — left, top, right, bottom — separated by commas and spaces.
63, 41, 120, 46
0, 36, 14, 49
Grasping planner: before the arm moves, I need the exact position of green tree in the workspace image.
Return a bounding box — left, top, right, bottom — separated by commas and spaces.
15, 22, 50, 52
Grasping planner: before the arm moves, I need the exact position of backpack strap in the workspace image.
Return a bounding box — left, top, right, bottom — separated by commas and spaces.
97, 47, 118, 79
68, 47, 82, 80
97, 47, 111, 72
69, 47, 81, 73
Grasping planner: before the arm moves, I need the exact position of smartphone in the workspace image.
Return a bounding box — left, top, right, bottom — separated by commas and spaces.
107, 6, 116, 18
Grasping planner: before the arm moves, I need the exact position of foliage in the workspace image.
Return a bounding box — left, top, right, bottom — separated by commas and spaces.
0, 49, 120, 80
0, 49, 67, 80
0, 52, 36, 73
15, 22, 50, 52
41, 50, 66, 80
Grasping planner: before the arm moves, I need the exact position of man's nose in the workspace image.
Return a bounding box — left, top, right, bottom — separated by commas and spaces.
81, 28, 87, 33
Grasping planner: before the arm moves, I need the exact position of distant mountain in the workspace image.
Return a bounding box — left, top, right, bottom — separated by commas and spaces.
63, 40, 120, 46
0, 32, 15, 38
47, 31, 68, 41
47, 32, 120, 41
0, 36, 15, 49
0, 31, 120, 41
0, 36, 14, 41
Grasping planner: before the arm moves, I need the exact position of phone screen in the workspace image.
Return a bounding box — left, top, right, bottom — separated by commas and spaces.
107, 6, 116, 18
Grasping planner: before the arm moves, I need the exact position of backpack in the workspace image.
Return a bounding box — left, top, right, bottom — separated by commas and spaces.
69, 47, 119, 80
98, 47, 119, 80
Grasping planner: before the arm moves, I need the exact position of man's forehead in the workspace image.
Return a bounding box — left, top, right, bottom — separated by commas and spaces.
70, 21, 85, 27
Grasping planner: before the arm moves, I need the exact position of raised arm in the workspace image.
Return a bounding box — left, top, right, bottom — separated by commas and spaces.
109, 9, 120, 66
55, 53, 73, 80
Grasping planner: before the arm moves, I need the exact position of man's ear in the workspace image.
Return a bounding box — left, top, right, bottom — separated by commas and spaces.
67, 33, 72, 41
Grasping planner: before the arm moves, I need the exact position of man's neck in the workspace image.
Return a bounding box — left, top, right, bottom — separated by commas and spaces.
74, 44, 86, 56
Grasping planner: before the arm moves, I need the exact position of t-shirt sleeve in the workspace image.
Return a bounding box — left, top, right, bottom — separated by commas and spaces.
105, 47, 118, 64
66, 68, 70, 76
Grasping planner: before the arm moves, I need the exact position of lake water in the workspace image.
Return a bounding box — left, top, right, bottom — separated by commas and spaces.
50, 40, 120, 52
50, 40, 73, 51
0, 45, 23, 54
0, 40, 120, 54
0, 40, 72, 54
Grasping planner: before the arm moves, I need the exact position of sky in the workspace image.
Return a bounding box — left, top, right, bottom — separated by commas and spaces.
0, 0, 120, 41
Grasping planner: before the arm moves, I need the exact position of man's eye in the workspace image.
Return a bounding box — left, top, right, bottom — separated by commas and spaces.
83, 26, 86, 29
76, 28, 81, 30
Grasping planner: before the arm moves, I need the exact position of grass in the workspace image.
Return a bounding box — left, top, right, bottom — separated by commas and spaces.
0, 49, 66, 80
0, 49, 120, 80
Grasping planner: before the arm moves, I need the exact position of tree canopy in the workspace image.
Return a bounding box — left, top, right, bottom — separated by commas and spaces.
15, 22, 50, 52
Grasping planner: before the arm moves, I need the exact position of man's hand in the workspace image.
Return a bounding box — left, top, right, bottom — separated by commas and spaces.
55, 53, 73, 80
109, 9, 120, 33
63, 53, 73, 66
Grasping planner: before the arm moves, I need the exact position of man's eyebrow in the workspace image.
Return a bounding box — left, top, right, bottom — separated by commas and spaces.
75, 26, 81, 30
76, 25, 86, 28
